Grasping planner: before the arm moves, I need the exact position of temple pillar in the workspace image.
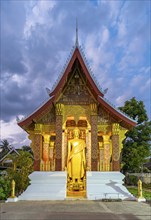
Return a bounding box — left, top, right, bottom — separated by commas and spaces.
112, 123, 120, 171
55, 103, 64, 171
98, 141, 104, 171
86, 129, 91, 170
102, 134, 111, 171
90, 103, 98, 171
29, 131, 43, 171
42, 134, 50, 171
62, 130, 67, 171
49, 140, 55, 171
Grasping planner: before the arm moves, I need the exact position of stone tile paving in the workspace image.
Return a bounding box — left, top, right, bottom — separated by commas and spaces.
0, 200, 150, 220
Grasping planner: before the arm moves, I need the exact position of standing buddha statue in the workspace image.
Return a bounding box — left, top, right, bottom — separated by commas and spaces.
67, 127, 86, 191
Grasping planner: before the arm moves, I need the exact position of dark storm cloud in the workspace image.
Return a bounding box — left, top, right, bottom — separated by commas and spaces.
1, 1, 26, 74
1, 0, 150, 126
0, 0, 150, 148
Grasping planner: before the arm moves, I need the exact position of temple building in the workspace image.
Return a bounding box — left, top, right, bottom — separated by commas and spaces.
17, 31, 136, 200
18, 38, 136, 173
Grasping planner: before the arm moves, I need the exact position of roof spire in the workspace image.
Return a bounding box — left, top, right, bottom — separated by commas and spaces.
75, 18, 79, 46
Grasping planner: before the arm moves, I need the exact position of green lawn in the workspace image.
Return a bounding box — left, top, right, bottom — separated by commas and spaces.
127, 187, 151, 200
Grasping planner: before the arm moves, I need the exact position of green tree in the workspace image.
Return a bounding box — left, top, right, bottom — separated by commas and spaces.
0, 175, 11, 200
5, 151, 33, 196
0, 139, 12, 162
22, 145, 33, 155
119, 97, 151, 173
0, 139, 11, 150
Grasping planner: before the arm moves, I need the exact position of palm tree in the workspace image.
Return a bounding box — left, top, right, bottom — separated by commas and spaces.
0, 139, 11, 152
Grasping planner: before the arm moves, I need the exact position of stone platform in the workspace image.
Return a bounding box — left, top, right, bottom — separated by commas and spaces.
18, 171, 67, 200
87, 171, 135, 200
10, 171, 135, 201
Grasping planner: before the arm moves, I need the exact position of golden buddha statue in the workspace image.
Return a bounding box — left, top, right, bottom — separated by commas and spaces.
67, 127, 86, 191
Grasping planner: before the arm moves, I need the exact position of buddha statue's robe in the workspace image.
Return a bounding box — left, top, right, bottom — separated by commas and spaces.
67, 138, 86, 181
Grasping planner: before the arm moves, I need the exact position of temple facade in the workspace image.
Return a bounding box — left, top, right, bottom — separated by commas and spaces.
18, 44, 136, 174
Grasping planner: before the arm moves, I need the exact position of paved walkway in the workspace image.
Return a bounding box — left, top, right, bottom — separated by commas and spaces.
0, 200, 151, 220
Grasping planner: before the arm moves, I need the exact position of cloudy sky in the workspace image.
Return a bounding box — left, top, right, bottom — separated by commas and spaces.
0, 0, 150, 148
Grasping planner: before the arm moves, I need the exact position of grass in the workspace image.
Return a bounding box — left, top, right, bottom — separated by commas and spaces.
127, 186, 151, 200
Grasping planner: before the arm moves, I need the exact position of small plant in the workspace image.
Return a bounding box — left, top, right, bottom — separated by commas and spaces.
6, 151, 33, 196
0, 175, 11, 200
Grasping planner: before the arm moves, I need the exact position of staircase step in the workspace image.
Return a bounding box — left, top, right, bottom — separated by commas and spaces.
18, 171, 67, 201
87, 171, 136, 200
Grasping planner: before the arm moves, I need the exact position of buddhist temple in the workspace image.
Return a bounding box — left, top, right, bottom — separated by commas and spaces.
17, 29, 136, 200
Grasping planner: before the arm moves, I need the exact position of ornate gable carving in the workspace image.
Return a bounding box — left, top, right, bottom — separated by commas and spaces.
98, 106, 115, 125
58, 68, 95, 105
37, 107, 56, 124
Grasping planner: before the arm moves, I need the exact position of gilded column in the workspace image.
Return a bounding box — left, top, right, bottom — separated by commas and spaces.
112, 123, 120, 171
49, 140, 55, 171
102, 134, 111, 171
90, 103, 98, 171
86, 129, 91, 170
42, 134, 50, 171
64, 130, 68, 169
98, 141, 104, 171
55, 103, 64, 171
62, 130, 65, 171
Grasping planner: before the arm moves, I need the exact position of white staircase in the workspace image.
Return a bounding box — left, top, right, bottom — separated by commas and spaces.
18, 171, 67, 200
16, 171, 135, 201
86, 172, 135, 200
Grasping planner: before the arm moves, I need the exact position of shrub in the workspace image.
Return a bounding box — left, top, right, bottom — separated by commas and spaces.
0, 176, 11, 200
125, 175, 138, 186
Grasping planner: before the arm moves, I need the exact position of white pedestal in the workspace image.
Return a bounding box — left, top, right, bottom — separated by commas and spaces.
18, 171, 67, 201
137, 197, 146, 202
86, 171, 136, 200
6, 197, 18, 202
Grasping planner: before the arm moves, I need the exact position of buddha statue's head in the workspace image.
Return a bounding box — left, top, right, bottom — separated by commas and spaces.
73, 127, 80, 138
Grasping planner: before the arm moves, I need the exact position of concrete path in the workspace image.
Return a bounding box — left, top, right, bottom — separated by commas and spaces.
0, 200, 151, 220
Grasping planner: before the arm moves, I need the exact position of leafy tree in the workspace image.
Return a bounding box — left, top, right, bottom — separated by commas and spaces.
119, 97, 151, 173
0, 175, 11, 200
0, 139, 12, 162
5, 151, 34, 196
21, 145, 33, 155
0, 139, 11, 155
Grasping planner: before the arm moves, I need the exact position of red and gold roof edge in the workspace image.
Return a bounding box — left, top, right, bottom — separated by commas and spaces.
49, 47, 104, 98
18, 46, 136, 129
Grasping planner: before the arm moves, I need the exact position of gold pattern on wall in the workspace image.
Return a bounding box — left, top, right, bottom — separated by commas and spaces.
34, 123, 55, 134
56, 103, 64, 115
37, 107, 55, 124
98, 107, 113, 124
112, 123, 120, 135
58, 69, 95, 105
102, 134, 111, 171
90, 103, 97, 115
63, 105, 90, 124
98, 124, 111, 135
